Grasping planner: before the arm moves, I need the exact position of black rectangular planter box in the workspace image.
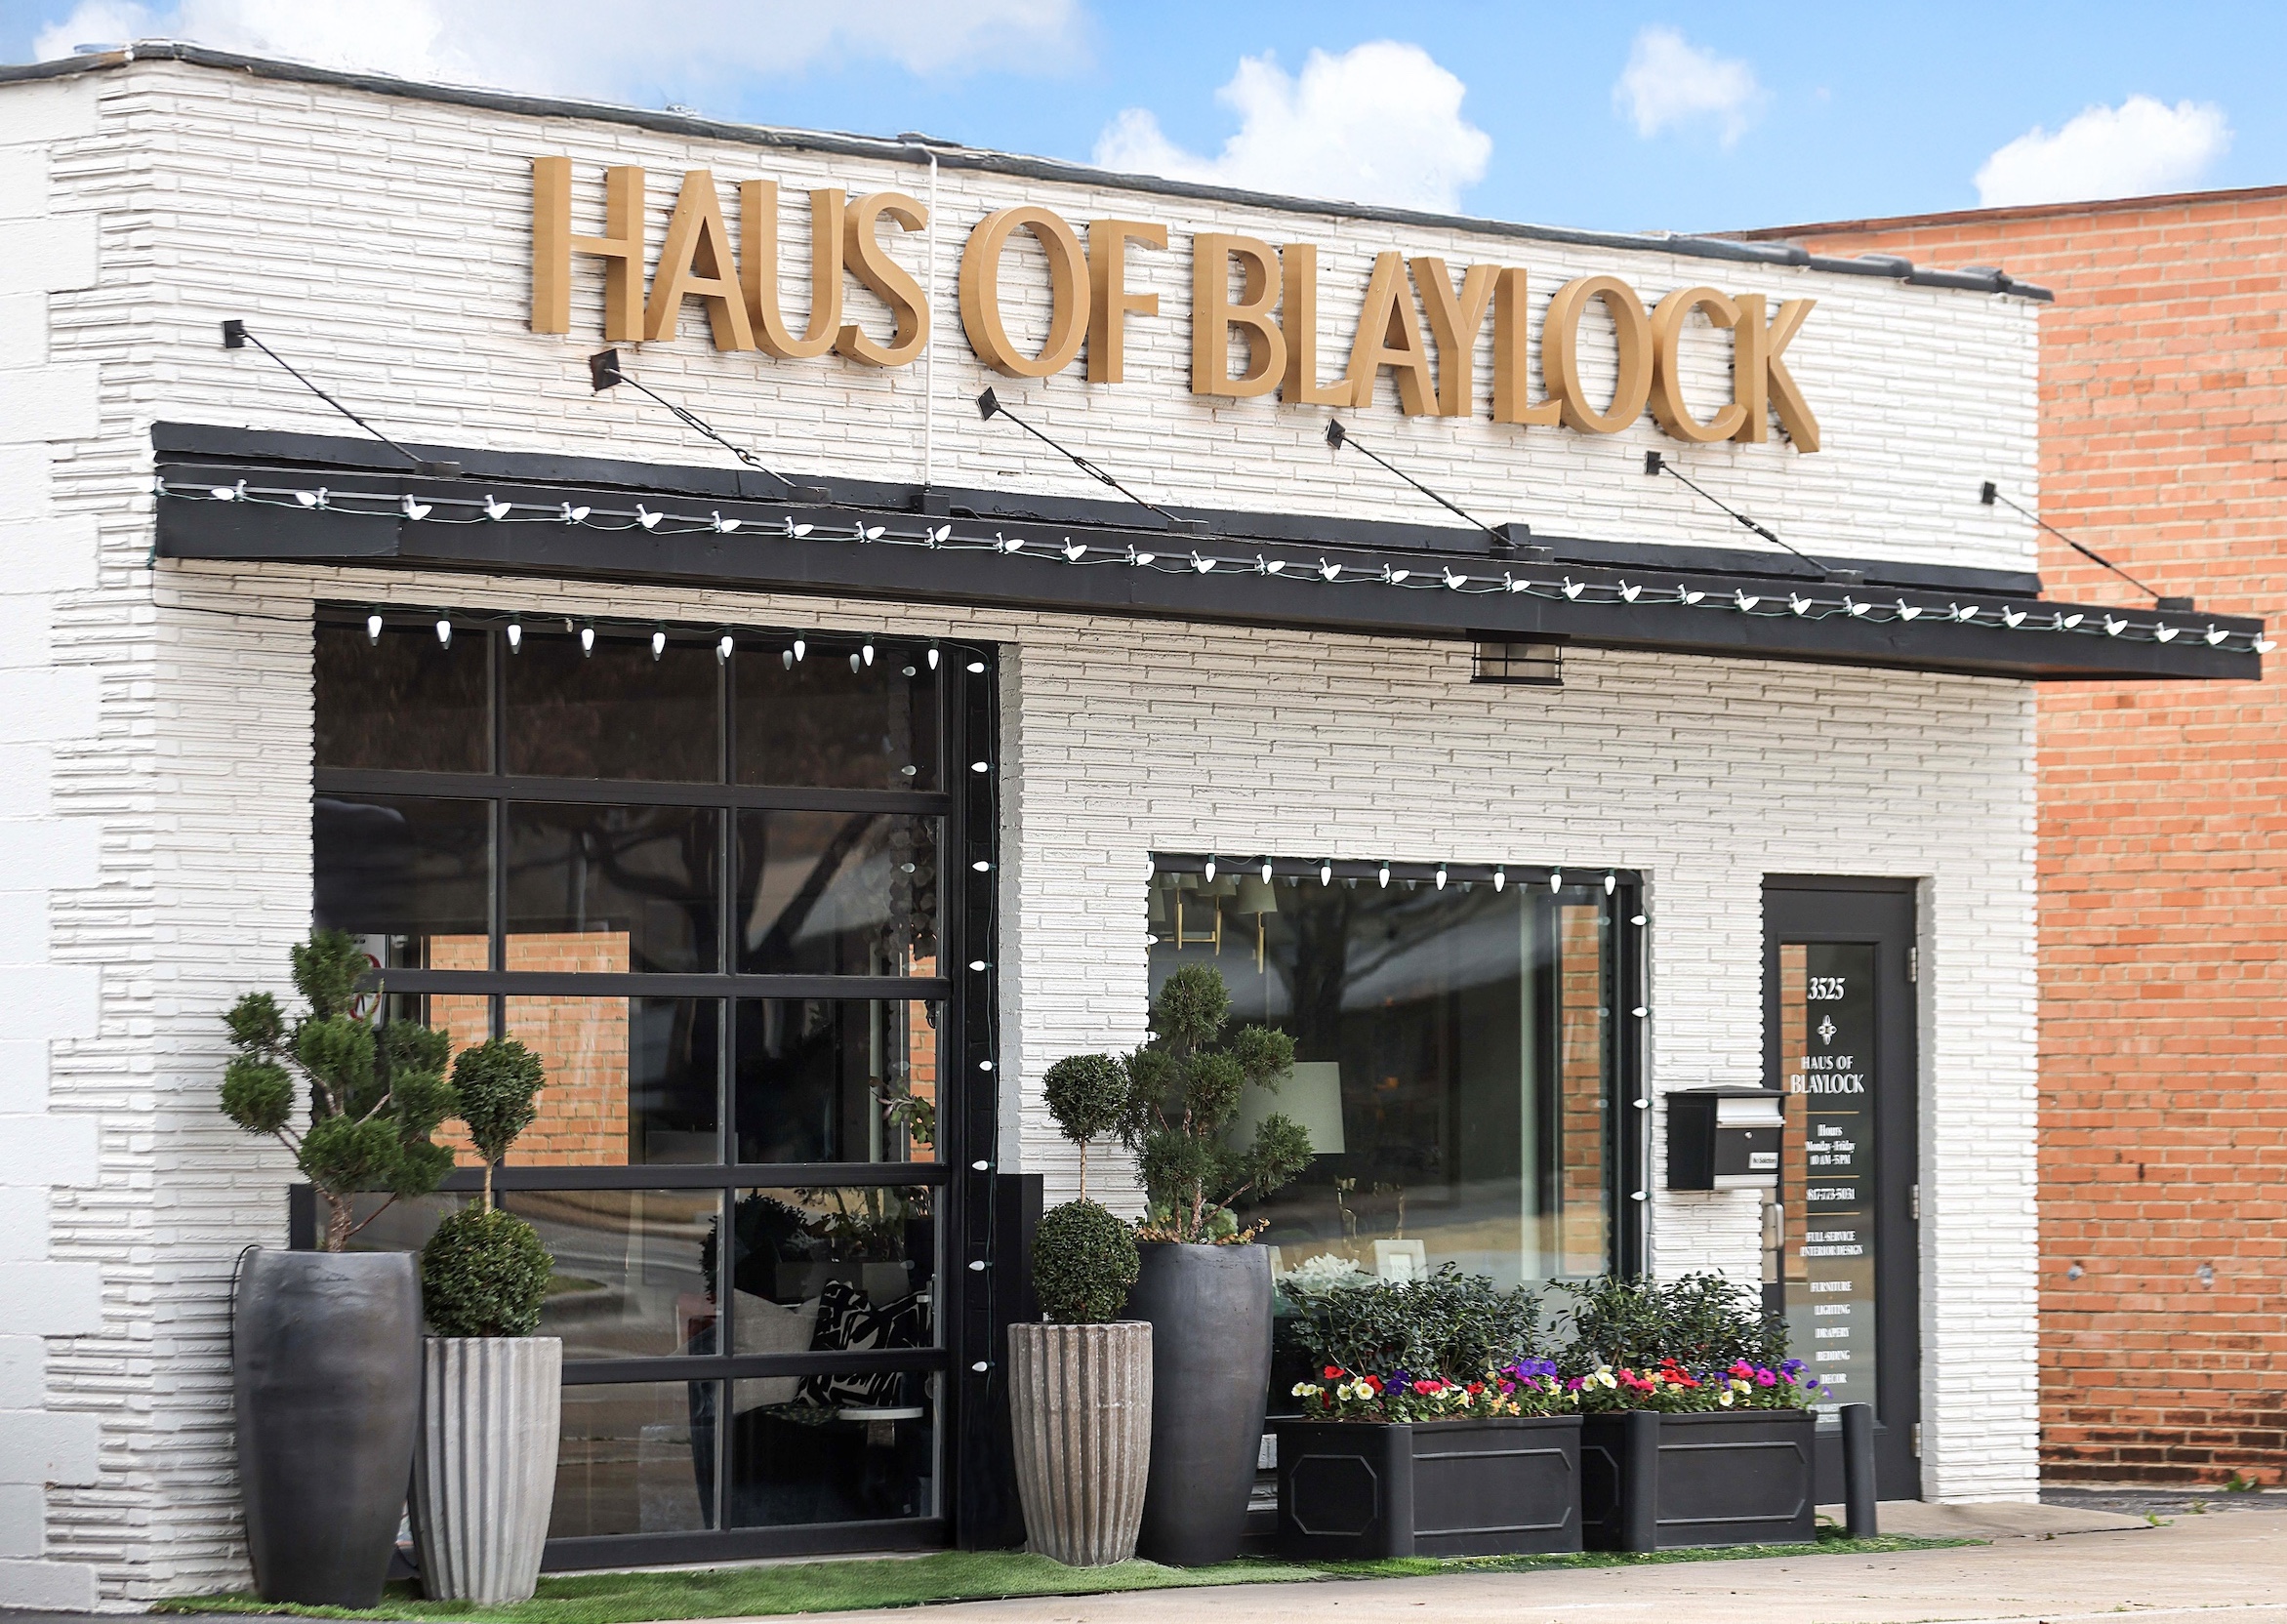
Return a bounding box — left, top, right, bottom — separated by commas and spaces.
1580, 1408, 1817, 1550
1272, 1414, 1583, 1560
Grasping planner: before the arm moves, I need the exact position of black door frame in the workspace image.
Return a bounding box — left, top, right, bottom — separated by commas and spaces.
1762, 876, 1921, 1503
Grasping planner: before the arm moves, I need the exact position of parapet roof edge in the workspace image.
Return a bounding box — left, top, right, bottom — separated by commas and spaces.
1732, 182, 2287, 241
6, 42, 2052, 303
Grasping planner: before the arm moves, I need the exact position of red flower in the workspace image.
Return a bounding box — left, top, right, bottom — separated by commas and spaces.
1324, 1365, 1345, 1380
1466, 1382, 1485, 1395
1364, 1374, 1383, 1392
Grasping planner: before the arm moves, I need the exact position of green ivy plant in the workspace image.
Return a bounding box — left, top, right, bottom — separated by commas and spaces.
219, 929, 454, 1252
1118, 963, 1312, 1244
421, 1038, 553, 1338
1030, 1053, 1139, 1323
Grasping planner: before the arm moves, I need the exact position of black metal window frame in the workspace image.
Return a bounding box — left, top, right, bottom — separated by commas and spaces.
312, 605, 1002, 1566
1144, 854, 1647, 1280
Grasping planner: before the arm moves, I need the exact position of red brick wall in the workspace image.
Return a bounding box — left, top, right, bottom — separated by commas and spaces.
430, 931, 635, 1165
1746, 192, 2287, 1485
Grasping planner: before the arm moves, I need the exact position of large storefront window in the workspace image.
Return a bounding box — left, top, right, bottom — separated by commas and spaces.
1147, 858, 1634, 1291
317, 614, 980, 1561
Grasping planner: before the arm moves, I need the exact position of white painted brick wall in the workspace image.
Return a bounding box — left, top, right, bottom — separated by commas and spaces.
9, 57, 2041, 1602
0, 65, 108, 1616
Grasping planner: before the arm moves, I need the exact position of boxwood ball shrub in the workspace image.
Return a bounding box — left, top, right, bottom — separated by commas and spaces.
422, 1205, 553, 1338
1032, 1198, 1139, 1324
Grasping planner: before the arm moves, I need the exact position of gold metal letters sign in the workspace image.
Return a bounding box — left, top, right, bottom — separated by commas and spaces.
531, 159, 1819, 453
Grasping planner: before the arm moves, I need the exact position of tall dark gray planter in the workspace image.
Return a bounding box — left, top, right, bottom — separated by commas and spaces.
233, 1248, 423, 1606
1127, 1241, 1271, 1566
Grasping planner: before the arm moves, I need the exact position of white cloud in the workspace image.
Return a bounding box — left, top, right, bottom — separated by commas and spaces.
30, 0, 1082, 98
1092, 41, 1491, 213
1613, 25, 1763, 147
1975, 95, 2230, 208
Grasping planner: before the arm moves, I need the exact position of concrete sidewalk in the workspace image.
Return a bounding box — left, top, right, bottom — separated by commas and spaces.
820, 1508, 2285, 1624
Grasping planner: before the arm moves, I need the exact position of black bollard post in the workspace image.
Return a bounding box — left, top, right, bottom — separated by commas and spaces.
1619, 1410, 1661, 1552
1840, 1402, 1878, 1538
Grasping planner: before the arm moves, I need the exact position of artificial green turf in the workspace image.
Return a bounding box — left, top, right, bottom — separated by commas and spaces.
150, 1529, 1977, 1622
149, 1552, 1317, 1623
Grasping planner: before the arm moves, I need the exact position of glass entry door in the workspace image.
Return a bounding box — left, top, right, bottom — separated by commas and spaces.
1762, 878, 1920, 1502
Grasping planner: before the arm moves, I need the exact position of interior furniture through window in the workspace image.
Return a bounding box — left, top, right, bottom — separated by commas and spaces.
1146, 855, 1641, 1297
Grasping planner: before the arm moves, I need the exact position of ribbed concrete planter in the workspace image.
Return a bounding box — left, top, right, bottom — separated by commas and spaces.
412, 1336, 562, 1603
1006, 1320, 1154, 1566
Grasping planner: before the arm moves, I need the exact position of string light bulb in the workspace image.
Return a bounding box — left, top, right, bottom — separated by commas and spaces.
365, 610, 383, 645
927, 644, 940, 670
716, 633, 733, 663
793, 637, 806, 663
1604, 873, 1617, 894
1377, 864, 1390, 888
1549, 871, 1564, 893
506, 619, 522, 654
861, 641, 875, 667
1204, 856, 1216, 882
849, 653, 862, 672
1319, 861, 1332, 886
1259, 859, 1273, 883
434, 616, 452, 649
1493, 868, 1506, 893
651, 629, 667, 661
1435, 865, 1448, 889
579, 623, 595, 657
966, 660, 986, 673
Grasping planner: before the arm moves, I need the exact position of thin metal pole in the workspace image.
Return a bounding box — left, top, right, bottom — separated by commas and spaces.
924, 149, 940, 489
1841, 1402, 1879, 1537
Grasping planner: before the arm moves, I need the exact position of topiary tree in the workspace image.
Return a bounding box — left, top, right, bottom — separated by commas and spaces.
1042, 1053, 1126, 1198
219, 929, 455, 1251
421, 1038, 554, 1338
1031, 1052, 1140, 1323
1117, 963, 1312, 1243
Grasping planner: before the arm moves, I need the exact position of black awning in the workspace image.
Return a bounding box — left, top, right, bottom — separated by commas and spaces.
151, 423, 2265, 683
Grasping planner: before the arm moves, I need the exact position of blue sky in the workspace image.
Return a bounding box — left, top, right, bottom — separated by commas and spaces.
2, 1, 2280, 233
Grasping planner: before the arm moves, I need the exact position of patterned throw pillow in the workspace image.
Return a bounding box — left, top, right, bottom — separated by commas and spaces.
796, 1279, 928, 1409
